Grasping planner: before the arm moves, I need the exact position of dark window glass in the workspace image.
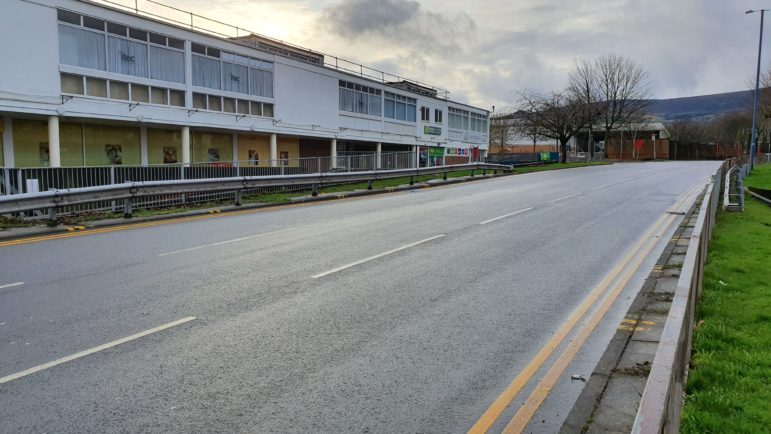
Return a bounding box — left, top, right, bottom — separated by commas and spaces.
148, 32, 166, 45
107, 22, 127, 36
82, 16, 104, 31
128, 28, 147, 41
191, 43, 206, 55
207, 47, 221, 58
168, 38, 185, 50
57, 9, 80, 25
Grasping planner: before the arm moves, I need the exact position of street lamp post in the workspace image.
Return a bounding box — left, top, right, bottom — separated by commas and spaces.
747, 9, 767, 170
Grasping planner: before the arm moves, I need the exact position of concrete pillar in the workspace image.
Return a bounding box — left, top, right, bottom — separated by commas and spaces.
413, 145, 419, 168
181, 125, 191, 166
376, 142, 382, 169
269, 133, 277, 167
2, 116, 14, 167
331, 138, 338, 168
139, 125, 148, 166
47, 116, 61, 168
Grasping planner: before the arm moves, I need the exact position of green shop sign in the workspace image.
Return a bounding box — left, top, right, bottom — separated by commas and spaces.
423, 126, 442, 135
429, 147, 445, 157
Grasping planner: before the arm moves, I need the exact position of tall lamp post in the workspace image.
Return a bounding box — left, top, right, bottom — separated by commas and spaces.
747, 9, 767, 170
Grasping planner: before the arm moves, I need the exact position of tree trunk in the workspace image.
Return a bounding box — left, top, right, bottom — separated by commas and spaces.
560, 140, 568, 163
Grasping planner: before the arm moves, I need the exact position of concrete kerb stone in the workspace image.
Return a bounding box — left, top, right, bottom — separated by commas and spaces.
0, 172, 503, 242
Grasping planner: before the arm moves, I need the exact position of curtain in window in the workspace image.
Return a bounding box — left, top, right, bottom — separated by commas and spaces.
149, 46, 184, 83
249, 69, 274, 98
355, 92, 367, 114
108, 36, 148, 78
192, 55, 221, 89
395, 102, 406, 120
339, 88, 354, 112
384, 99, 395, 118
59, 25, 105, 70
223, 62, 248, 94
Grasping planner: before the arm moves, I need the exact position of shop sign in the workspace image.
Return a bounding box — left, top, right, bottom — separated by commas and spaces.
423, 126, 442, 135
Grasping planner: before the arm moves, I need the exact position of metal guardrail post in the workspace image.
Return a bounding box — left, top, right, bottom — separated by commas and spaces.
47, 207, 57, 227
367, 180, 373, 190
234, 189, 242, 206
123, 198, 133, 218
312, 184, 319, 196
317, 158, 321, 174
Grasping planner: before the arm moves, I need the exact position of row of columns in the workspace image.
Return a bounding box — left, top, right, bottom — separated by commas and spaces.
38, 116, 392, 168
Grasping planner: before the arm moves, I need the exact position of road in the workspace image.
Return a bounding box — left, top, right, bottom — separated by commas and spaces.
0, 161, 720, 433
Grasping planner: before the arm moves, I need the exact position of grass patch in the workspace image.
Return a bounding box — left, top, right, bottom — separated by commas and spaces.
0, 217, 36, 230
680, 194, 771, 433
743, 162, 771, 189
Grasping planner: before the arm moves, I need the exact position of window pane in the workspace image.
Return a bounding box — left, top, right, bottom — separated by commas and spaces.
82, 16, 104, 31
193, 93, 207, 109
250, 101, 262, 116
151, 87, 168, 105
86, 77, 107, 97
106, 22, 127, 36
406, 104, 416, 122
263, 103, 274, 118
191, 43, 206, 55
61, 73, 84, 94
192, 55, 221, 89
395, 101, 406, 120
149, 45, 184, 83
169, 90, 185, 107
223, 62, 248, 94
208, 95, 222, 111
128, 28, 147, 41
59, 25, 106, 70
369, 96, 381, 116
131, 84, 149, 102
355, 92, 367, 114
57, 9, 81, 25
207, 47, 220, 58
223, 97, 236, 113
236, 100, 249, 114
168, 38, 185, 50
148, 32, 166, 45
109, 81, 129, 100
339, 88, 354, 112
108, 36, 148, 77
384, 99, 395, 119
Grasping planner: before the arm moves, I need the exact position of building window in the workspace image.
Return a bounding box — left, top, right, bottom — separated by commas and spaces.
420, 106, 430, 122
85, 77, 107, 98
435, 109, 443, 123
58, 10, 184, 83
339, 80, 381, 116
61, 73, 84, 94
384, 91, 416, 122
192, 44, 274, 97
190, 92, 273, 117
61, 73, 185, 107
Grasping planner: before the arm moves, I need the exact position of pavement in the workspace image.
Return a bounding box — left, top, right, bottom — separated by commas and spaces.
0, 161, 721, 433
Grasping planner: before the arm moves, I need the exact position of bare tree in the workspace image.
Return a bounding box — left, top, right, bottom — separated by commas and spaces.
488, 107, 517, 155
568, 58, 603, 158
594, 53, 652, 157
516, 90, 594, 163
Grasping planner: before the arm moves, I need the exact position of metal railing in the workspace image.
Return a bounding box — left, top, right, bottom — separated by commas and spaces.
723, 164, 747, 211
632, 160, 729, 434
89, 0, 450, 98
0, 152, 418, 214
0, 163, 511, 218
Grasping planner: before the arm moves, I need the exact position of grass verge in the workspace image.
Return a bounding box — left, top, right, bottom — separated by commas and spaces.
0, 162, 608, 227
680, 172, 771, 433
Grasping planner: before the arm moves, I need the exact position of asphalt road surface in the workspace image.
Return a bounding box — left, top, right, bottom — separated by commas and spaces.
0, 161, 721, 433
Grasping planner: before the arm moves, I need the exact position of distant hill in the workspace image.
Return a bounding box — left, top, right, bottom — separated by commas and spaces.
645, 90, 753, 122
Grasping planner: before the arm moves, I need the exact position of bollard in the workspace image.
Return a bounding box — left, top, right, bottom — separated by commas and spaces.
123, 198, 133, 218
234, 189, 242, 206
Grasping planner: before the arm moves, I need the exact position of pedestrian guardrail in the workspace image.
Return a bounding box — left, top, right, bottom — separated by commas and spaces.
0, 163, 510, 219
631, 160, 729, 434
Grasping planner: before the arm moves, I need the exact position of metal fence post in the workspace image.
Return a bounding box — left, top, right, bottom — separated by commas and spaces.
123, 198, 133, 218
2, 168, 9, 195
317, 157, 322, 174
180, 165, 186, 205
47, 207, 57, 227
110, 166, 116, 212
234, 189, 242, 206
347, 155, 351, 172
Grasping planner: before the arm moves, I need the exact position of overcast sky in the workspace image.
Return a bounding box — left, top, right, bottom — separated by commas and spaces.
141, 0, 769, 108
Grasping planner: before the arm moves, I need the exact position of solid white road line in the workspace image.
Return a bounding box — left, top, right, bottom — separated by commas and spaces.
0, 316, 196, 385
0, 282, 24, 290
158, 229, 290, 256
549, 192, 582, 203
312, 234, 446, 279
479, 207, 534, 225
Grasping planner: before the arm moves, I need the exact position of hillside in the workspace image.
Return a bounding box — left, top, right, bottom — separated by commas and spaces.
645, 90, 753, 122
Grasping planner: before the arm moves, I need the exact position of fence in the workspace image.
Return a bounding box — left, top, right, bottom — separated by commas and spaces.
632, 160, 730, 434
0, 151, 416, 215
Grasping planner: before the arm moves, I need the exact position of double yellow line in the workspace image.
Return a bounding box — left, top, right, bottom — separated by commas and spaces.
468, 179, 707, 434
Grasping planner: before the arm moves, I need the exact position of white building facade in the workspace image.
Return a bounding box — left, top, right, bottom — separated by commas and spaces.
0, 0, 489, 169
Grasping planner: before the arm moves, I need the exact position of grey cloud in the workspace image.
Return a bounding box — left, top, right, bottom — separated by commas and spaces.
321, 0, 476, 55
